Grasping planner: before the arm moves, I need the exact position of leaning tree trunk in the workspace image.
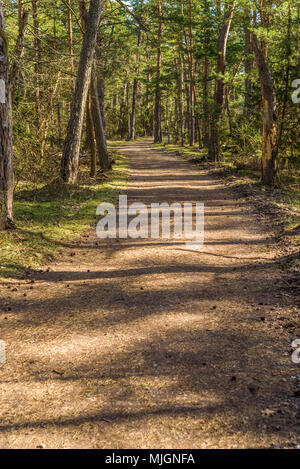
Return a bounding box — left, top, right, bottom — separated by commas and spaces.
252, 33, 277, 184
61, 0, 103, 184
0, 2, 14, 229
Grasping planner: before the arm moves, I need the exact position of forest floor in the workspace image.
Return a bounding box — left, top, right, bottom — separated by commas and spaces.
0, 140, 299, 449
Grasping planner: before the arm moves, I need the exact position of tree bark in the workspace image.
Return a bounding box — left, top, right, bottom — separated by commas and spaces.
129, 1, 143, 140
86, 87, 97, 176
10, 1, 29, 100
0, 2, 14, 229
96, 46, 106, 134
91, 73, 110, 171
32, 0, 41, 130
153, 0, 162, 143
243, 11, 253, 118
67, 0, 75, 89
209, 4, 235, 161
61, 0, 103, 184
203, 0, 210, 148
252, 32, 277, 184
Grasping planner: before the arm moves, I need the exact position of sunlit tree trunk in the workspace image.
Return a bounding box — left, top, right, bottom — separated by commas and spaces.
61, 0, 103, 184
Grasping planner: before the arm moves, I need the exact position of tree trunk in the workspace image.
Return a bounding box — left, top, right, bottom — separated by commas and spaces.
165, 98, 170, 144
61, 0, 103, 184
10, 1, 29, 100
67, 0, 75, 89
86, 87, 97, 176
32, 0, 41, 130
126, 80, 131, 140
203, 0, 209, 148
252, 32, 277, 184
91, 73, 110, 171
129, 2, 143, 140
175, 54, 184, 146
96, 47, 106, 134
0, 2, 14, 229
187, 0, 194, 146
243, 11, 253, 118
153, 0, 162, 143
209, 4, 235, 161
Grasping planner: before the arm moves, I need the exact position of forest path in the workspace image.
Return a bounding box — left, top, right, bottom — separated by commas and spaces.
0, 140, 297, 449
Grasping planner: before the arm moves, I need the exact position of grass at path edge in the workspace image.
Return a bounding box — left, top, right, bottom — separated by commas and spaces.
0, 150, 129, 278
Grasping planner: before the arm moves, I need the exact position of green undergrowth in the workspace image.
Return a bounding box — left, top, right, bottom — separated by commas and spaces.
0, 149, 129, 278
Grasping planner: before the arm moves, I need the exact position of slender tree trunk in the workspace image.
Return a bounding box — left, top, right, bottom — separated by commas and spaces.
57, 103, 62, 140
277, 6, 291, 154
209, 4, 235, 161
187, 0, 194, 146
166, 98, 170, 144
225, 89, 233, 136
61, 0, 103, 184
252, 32, 277, 184
153, 0, 162, 143
143, 68, 151, 136
0, 2, 14, 229
185, 73, 190, 135
130, 76, 138, 140
175, 53, 184, 146
96, 46, 106, 134
127, 80, 131, 140
32, 0, 41, 130
91, 73, 110, 171
203, 0, 210, 148
67, 0, 75, 89
118, 75, 127, 138
86, 87, 97, 176
79, 0, 99, 175
243, 11, 253, 118
10, 1, 28, 100
129, 2, 143, 140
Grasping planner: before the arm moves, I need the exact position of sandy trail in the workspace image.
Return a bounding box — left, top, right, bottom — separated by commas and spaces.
0, 140, 298, 449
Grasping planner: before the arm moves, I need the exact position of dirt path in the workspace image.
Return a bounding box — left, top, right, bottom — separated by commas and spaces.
0, 140, 298, 449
